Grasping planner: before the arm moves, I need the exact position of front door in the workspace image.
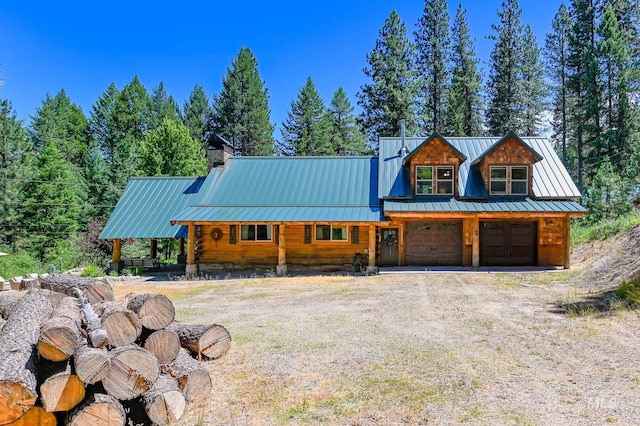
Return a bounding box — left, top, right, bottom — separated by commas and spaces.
380, 228, 399, 266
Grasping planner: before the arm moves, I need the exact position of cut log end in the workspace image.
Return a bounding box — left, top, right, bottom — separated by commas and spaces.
143, 329, 180, 364
40, 374, 85, 412
0, 383, 37, 424
5, 406, 56, 426
68, 393, 126, 426
143, 374, 186, 425
102, 345, 160, 401
128, 294, 175, 331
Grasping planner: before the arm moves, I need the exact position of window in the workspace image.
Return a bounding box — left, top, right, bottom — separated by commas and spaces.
490, 167, 507, 195
240, 224, 272, 241
511, 167, 528, 194
315, 225, 348, 241
490, 166, 528, 195
416, 166, 433, 195
436, 166, 453, 194
416, 165, 454, 195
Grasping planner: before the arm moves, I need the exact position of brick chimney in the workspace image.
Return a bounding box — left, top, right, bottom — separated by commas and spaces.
206, 134, 234, 170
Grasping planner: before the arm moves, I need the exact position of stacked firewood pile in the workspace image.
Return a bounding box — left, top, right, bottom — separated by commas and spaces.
0, 276, 231, 425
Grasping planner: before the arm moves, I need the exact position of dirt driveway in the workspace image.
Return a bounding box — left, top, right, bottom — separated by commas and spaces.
112, 271, 640, 425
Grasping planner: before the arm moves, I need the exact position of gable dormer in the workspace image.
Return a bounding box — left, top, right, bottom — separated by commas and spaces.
403, 132, 466, 197
471, 132, 543, 197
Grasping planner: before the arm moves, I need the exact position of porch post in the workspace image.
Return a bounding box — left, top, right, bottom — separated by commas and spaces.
277, 223, 287, 275
472, 215, 480, 268
366, 224, 378, 274
185, 223, 198, 278
179, 238, 185, 255
563, 216, 571, 269
150, 238, 158, 259
398, 221, 406, 266
112, 239, 121, 262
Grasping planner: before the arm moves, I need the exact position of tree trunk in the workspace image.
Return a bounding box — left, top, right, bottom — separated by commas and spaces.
166, 321, 231, 360
67, 393, 126, 426
0, 289, 54, 425
94, 302, 142, 347
74, 344, 111, 385
141, 373, 186, 425
37, 296, 83, 361
42, 275, 114, 304
143, 329, 180, 364
4, 407, 56, 426
102, 345, 159, 401
39, 360, 85, 412
161, 348, 212, 402
127, 293, 175, 330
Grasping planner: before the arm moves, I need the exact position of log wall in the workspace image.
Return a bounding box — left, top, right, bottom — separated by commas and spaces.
198, 223, 371, 268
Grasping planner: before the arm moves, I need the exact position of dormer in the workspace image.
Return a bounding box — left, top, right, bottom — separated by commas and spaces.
471, 132, 543, 197
403, 132, 467, 197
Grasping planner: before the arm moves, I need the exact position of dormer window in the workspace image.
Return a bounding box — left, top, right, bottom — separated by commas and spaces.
490, 166, 528, 195
416, 166, 454, 195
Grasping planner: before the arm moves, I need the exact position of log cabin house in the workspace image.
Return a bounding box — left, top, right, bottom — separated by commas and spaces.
100, 132, 586, 275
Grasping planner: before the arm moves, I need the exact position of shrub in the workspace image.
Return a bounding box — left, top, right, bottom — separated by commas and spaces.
0, 251, 44, 278
615, 276, 640, 307
81, 264, 104, 278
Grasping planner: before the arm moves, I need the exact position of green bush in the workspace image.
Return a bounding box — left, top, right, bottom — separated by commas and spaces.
81, 264, 104, 278
44, 238, 84, 273
0, 251, 44, 278
122, 266, 143, 276
572, 210, 640, 246
615, 276, 640, 307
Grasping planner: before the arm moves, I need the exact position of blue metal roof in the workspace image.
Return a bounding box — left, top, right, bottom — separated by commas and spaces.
99, 176, 206, 239
384, 198, 588, 214
172, 156, 382, 223
379, 135, 582, 200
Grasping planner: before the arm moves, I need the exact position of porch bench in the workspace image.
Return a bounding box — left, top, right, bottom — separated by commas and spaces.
121, 257, 161, 270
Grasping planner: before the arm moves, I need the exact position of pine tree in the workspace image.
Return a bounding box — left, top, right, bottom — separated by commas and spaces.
280, 77, 332, 156
326, 88, 367, 155
138, 118, 207, 176
211, 47, 274, 156
149, 81, 181, 130
183, 84, 211, 148
0, 99, 32, 250
23, 144, 83, 261
596, 4, 634, 178
545, 3, 573, 163
415, 0, 451, 133
29, 89, 90, 170
520, 25, 546, 135
357, 10, 418, 149
486, 0, 525, 135
567, 0, 599, 187
444, 4, 483, 136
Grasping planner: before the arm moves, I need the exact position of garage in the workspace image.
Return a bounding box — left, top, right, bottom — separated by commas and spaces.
405, 221, 462, 266
480, 221, 537, 266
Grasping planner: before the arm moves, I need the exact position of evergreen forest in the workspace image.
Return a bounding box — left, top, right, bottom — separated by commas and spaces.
1, 0, 639, 274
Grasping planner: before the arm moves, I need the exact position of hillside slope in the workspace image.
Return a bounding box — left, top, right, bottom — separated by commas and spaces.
571, 224, 640, 291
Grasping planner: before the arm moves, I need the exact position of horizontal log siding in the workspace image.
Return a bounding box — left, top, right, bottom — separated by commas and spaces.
198, 224, 278, 266
197, 224, 371, 268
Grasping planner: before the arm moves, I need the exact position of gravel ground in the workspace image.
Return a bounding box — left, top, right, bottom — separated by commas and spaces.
111, 265, 640, 426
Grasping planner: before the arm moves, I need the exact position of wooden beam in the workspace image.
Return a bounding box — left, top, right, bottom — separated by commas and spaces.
150, 238, 158, 259
112, 239, 121, 263
368, 225, 376, 267
398, 221, 406, 266
471, 216, 480, 268
564, 216, 571, 269
278, 224, 286, 266
187, 224, 195, 266
179, 238, 185, 256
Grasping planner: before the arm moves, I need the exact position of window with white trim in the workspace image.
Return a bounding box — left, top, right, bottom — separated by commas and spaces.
315, 225, 348, 241
490, 166, 528, 195
240, 224, 272, 241
415, 165, 454, 195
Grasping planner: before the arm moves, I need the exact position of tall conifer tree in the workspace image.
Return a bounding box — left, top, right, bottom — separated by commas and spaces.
415, 0, 451, 132
149, 81, 181, 131
444, 4, 483, 136
326, 88, 367, 155
280, 77, 332, 156
520, 25, 547, 135
183, 84, 211, 148
358, 10, 418, 149
211, 47, 274, 156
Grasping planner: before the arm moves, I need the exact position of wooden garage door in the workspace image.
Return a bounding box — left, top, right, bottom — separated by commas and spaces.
480, 221, 537, 266
405, 221, 462, 266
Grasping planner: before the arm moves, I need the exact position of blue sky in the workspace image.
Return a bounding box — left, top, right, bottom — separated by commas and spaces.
1, 0, 562, 136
